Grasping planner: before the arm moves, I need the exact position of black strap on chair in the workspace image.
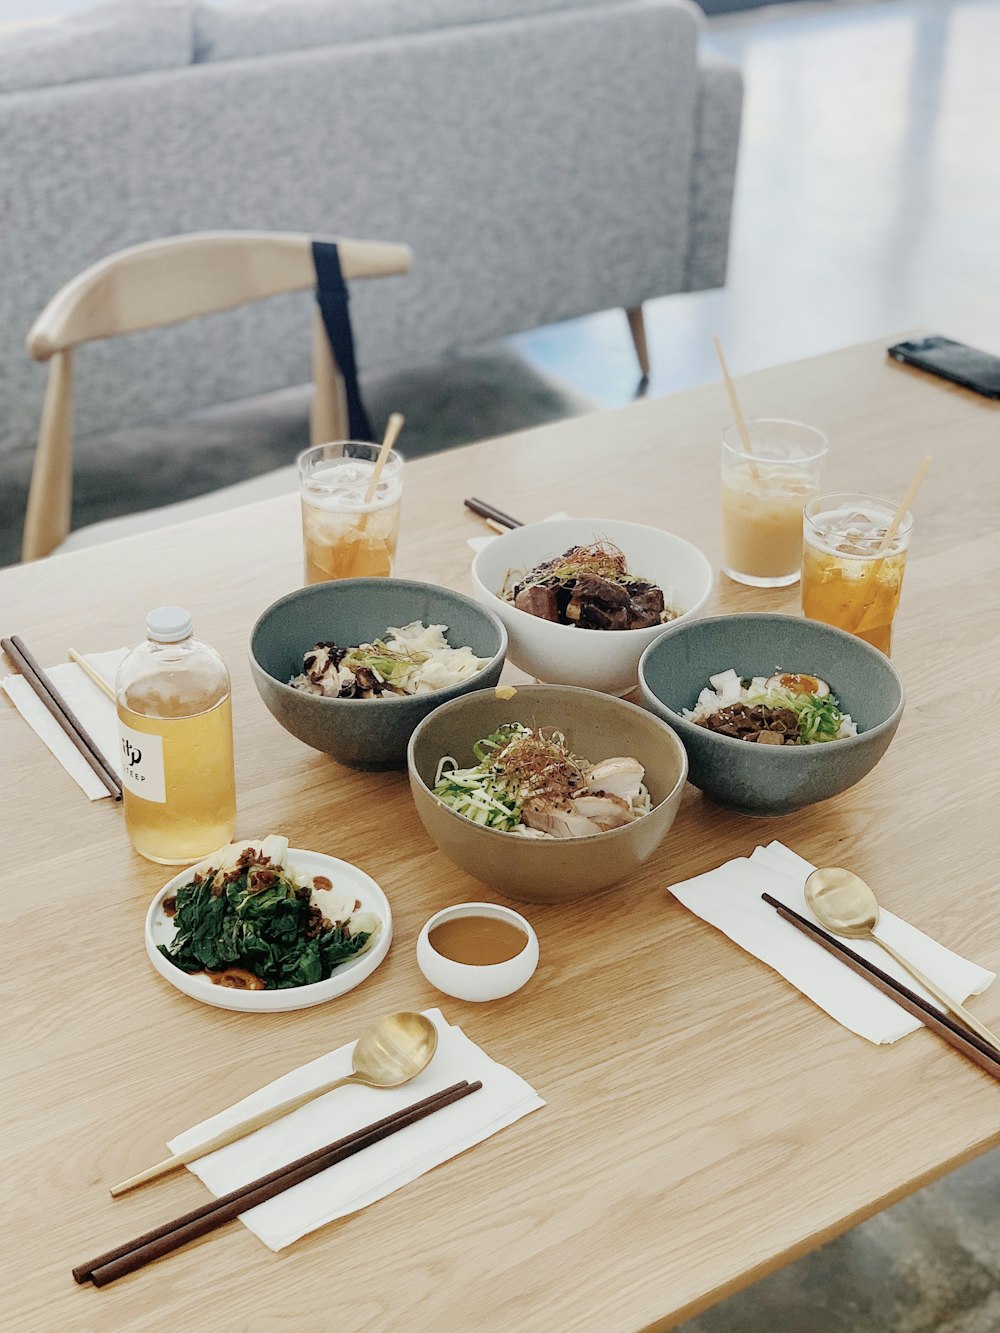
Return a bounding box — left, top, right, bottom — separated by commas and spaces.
312, 240, 374, 442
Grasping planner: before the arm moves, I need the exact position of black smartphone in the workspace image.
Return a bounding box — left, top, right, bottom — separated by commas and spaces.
887, 335, 1000, 399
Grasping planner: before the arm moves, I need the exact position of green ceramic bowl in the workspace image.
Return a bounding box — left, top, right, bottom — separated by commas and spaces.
638, 613, 905, 816
250, 579, 507, 769
407, 683, 688, 904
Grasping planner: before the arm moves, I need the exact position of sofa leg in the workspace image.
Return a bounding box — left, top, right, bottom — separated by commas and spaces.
625, 305, 650, 380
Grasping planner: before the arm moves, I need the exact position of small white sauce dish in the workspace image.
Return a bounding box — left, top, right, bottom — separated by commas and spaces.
416, 902, 539, 1002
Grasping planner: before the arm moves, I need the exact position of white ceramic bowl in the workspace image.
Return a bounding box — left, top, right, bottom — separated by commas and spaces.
146, 848, 392, 1012
471, 518, 714, 695
416, 902, 539, 1002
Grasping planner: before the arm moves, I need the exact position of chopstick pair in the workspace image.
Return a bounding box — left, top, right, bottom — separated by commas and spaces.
1, 635, 122, 801
763, 894, 1000, 1080
74, 1079, 482, 1287
464, 497, 524, 530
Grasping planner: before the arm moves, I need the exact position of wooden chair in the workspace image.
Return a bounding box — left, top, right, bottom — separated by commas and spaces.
22, 231, 412, 562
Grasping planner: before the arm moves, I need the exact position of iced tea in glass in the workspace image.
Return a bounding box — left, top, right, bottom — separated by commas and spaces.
801, 493, 913, 656
299, 441, 403, 584
721, 419, 828, 587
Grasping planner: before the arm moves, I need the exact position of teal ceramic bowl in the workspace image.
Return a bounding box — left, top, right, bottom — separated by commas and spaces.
638, 613, 905, 816
250, 579, 508, 769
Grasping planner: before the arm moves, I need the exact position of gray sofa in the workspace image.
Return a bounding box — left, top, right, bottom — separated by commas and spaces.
0, 0, 741, 464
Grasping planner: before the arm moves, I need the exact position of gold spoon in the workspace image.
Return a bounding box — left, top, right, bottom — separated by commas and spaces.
805, 868, 1000, 1050
110, 1011, 438, 1197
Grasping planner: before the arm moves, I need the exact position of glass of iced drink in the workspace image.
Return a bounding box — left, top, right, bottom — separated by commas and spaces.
720, 419, 828, 587
298, 441, 403, 584
801, 493, 912, 656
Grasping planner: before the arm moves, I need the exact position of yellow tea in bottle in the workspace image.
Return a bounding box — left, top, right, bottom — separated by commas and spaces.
116, 607, 237, 864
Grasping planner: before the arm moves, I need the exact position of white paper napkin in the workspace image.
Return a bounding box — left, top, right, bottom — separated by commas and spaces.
1, 649, 125, 800
466, 511, 570, 552
668, 841, 995, 1044
167, 1008, 544, 1251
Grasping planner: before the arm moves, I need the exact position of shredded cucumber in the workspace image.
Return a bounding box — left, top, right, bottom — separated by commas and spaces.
433, 771, 521, 830
472, 722, 530, 763
434, 723, 534, 830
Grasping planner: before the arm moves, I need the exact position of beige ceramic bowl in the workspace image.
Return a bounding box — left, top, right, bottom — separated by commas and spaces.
407, 684, 688, 905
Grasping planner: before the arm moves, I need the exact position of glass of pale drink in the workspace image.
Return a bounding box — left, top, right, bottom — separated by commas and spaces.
720, 419, 828, 587
298, 441, 403, 584
802, 493, 912, 656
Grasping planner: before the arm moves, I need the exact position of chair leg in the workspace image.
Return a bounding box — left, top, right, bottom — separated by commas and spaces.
22, 350, 74, 561
310, 307, 349, 445
626, 305, 651, 380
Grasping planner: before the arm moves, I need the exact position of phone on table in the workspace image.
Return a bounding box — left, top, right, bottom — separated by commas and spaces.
887, 335, 1000, 400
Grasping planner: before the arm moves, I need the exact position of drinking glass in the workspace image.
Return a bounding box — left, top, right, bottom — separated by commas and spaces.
298, 441, 403, 584
801, 492, 913, 656
720, 419, 828, 587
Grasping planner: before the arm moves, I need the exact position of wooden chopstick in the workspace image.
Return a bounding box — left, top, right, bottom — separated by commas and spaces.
76, 1082, 469, 1282
77, 1080, 481, 1287
464, 497, 524, 529
762, 894, 1000, 1079
68, 648, 116, 702
2, 635, 122, 801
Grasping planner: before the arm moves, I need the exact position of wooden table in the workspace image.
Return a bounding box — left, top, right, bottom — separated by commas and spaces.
3, 337, 1000, 1332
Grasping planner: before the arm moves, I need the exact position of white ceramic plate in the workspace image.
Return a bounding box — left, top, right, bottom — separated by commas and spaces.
145, 848, 392, 1012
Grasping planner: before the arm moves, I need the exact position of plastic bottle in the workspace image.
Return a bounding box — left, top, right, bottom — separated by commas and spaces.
116, 607, 236, 864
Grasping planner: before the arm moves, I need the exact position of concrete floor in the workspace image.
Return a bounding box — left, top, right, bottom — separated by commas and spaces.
516, 2, 1000, 1328
513, 0, 1000, 405
676, 1158, 1000, 1332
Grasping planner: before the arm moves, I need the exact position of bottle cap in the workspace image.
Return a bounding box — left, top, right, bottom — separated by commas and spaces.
146, 606, 193, 643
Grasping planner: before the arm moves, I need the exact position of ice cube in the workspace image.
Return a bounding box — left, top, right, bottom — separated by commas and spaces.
836, 542, 870, 556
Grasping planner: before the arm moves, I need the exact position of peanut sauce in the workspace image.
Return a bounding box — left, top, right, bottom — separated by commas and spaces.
429, 916, 527, 966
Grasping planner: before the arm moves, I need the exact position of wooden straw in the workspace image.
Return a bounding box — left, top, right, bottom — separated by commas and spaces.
845, 454, 932, 633
79, 1080, 480, 1287
713, 336, 759, 481
762, 895, 1000, 1078
68, 649, 115, 702
464, 498, 524, 529
2, 636, 122, 801
364, 412, 404, 504
875, 454, 932, 555
343, 414, 405, 577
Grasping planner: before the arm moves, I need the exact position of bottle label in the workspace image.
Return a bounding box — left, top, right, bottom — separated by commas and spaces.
118, 724, 167, 803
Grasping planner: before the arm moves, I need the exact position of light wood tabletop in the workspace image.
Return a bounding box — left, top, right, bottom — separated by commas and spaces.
3, 336, 999, 1331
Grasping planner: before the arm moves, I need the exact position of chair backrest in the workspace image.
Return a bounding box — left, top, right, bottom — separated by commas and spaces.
21, 231, 411, 561
26, 232, 410, 358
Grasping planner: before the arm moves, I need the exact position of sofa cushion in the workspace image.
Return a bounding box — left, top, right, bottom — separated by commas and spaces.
0, 0, 193, 95
194, 0, 620, 64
